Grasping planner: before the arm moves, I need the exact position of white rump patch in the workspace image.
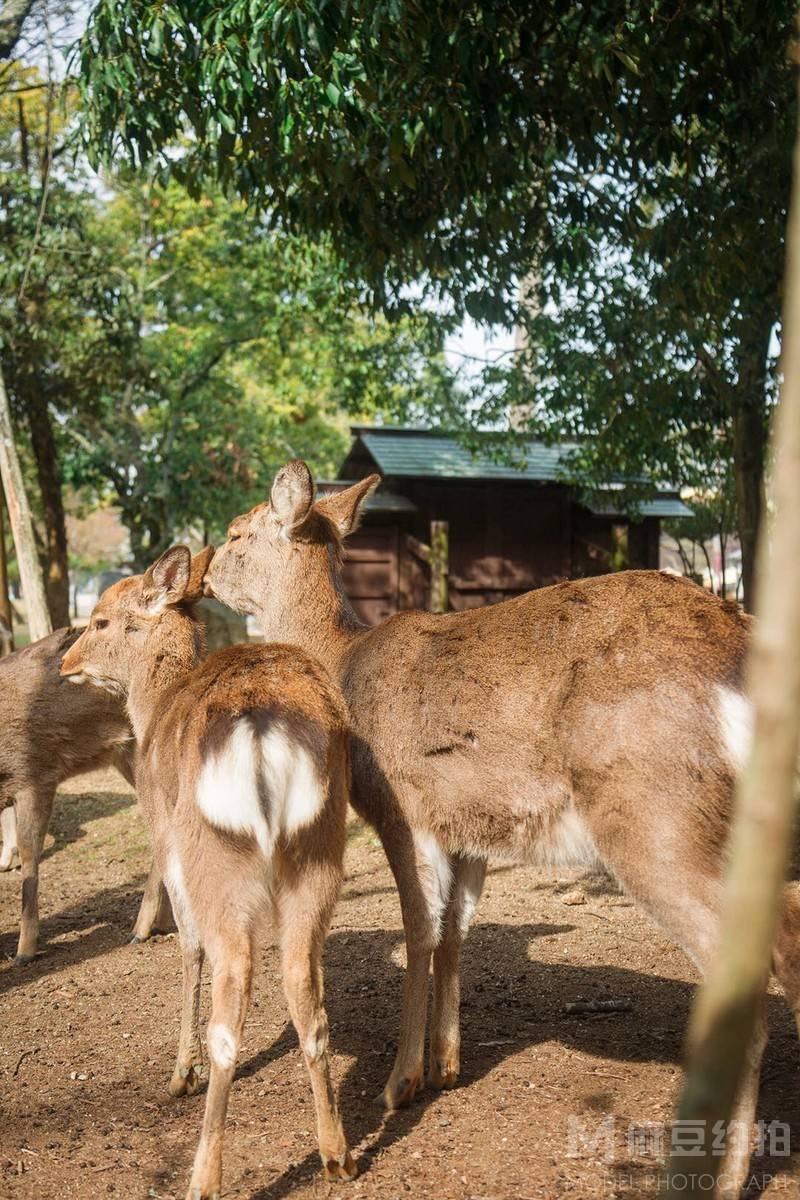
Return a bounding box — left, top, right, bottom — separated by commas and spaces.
716, 685, 753, 773
261, 722, 324, 836
165, 851, 200, 948
196, 718, 324, 854
208, 1022, 237, 1070
414, 832, 453, 939
196, 721, 272, 854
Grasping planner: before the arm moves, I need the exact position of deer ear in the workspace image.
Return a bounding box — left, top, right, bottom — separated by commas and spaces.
318, 475, 381, 538
141, 545, 192, 613
185, 545, 215, 602
270, 460, 314, 535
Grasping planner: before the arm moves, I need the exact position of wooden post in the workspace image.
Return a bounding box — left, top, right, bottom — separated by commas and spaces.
0, 477, 13, 653
609, 522, 629, 572
0, 363, 52, 643
429, 519, 449, 613
662, 80, 800, 1200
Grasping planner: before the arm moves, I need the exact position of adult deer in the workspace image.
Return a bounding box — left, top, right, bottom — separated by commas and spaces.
205, 459, 800, 1198
61, 545, 355, 1197
0, 628, 170, 963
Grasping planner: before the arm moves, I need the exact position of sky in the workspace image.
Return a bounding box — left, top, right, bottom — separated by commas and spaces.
444, 318, 515, 380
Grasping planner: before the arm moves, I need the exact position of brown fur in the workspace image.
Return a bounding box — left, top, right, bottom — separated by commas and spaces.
206, 460, 800, 1199
0, 628, 155, 963
61, 545, 355, 1198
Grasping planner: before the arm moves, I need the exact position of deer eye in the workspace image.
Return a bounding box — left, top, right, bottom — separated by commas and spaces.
94, 618, 109, 630
228, 530, 241, 543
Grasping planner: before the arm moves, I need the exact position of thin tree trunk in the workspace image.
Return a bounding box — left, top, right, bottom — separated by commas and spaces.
0, 363, 51, 642
25, 387, 69, 627
0, 477, 13, 653
731, 397, 767, 612
663, 94, 800, 1200
16, 96, 29, 177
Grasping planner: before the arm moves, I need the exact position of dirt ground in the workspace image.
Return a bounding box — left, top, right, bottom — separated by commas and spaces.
1, 770, 799, 1200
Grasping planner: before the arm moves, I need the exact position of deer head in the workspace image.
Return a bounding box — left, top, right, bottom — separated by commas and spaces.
60, 546, 213, 695
205, 460, 380, 620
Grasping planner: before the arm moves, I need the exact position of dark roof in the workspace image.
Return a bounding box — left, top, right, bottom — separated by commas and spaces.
586, 495, 692, 519
344, 427, 692, 519
349, 425, 567, 481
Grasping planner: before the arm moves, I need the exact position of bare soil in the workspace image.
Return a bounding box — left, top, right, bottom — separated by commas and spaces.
1, 769, 799, 1200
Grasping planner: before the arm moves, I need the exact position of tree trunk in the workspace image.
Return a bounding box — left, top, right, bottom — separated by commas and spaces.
663, 94, 800, 1200
25, 388, 69, 627
731, 398, 766, 612
730, 305, 775, 612
0, 478, 13, 653
0, 364, 51, 642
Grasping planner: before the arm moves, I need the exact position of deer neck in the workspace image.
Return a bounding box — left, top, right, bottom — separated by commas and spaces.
126, 630, 200, 742
256, 544, 362, 677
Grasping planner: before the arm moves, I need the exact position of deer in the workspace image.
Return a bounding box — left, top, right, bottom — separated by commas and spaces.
204, 459, 800, 1199
60, 543, 356, 1198
0, 627, 171, 964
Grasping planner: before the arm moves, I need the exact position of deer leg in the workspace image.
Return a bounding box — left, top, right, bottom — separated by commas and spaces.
186, 934, 252, 1200
169, 939, 205, 1098
277, 861, 355, 1181
130, 859, 173, 943
428, 854, 486, 1091
0, 805, 19, 870
587, 800, 761, 1200
382, 828, 452, 1110
14, 785, 54, 965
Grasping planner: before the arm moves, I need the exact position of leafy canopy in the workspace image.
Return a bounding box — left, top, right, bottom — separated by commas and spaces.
2, 62, 454, 568
78, 2, 797, 316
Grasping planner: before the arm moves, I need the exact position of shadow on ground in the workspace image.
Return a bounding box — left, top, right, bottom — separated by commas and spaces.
3, 867, 799, 1198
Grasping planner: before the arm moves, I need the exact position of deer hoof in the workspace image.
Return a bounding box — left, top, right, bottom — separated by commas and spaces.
169, 1064, 202, 1097
12, 952, 35, 967
0, 853, 19, 872
380, 1072, 422, 1110
324, 1150, 358, 1182
428, 1059, 459, 1090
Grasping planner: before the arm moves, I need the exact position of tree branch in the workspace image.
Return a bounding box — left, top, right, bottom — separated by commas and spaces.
0, 0, 35, 60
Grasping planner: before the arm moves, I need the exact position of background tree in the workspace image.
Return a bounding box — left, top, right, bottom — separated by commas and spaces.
58, 175, 452, 565
0, 55, 91, 625
662, 462, 740, 599
0, 0, 35, 60
78, 0, 797, 607
1, 4, 453, 599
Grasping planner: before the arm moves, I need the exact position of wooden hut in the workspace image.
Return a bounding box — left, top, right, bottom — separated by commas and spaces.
322, 426, 691, 625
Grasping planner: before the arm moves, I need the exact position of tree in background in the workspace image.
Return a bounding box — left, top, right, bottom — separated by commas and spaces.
59, 175, 451, 565
79, 1, 797, 607
662, 462, 740, 598
0, 59, 83, 624
1, 11, 453, 586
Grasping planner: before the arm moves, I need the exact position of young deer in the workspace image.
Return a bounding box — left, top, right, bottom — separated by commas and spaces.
0, 627, 170, 963
61, 545, 355, 1198
205, 460, 800, 1199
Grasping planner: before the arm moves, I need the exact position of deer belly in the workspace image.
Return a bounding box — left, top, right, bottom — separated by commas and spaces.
411, 752, 598, 867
